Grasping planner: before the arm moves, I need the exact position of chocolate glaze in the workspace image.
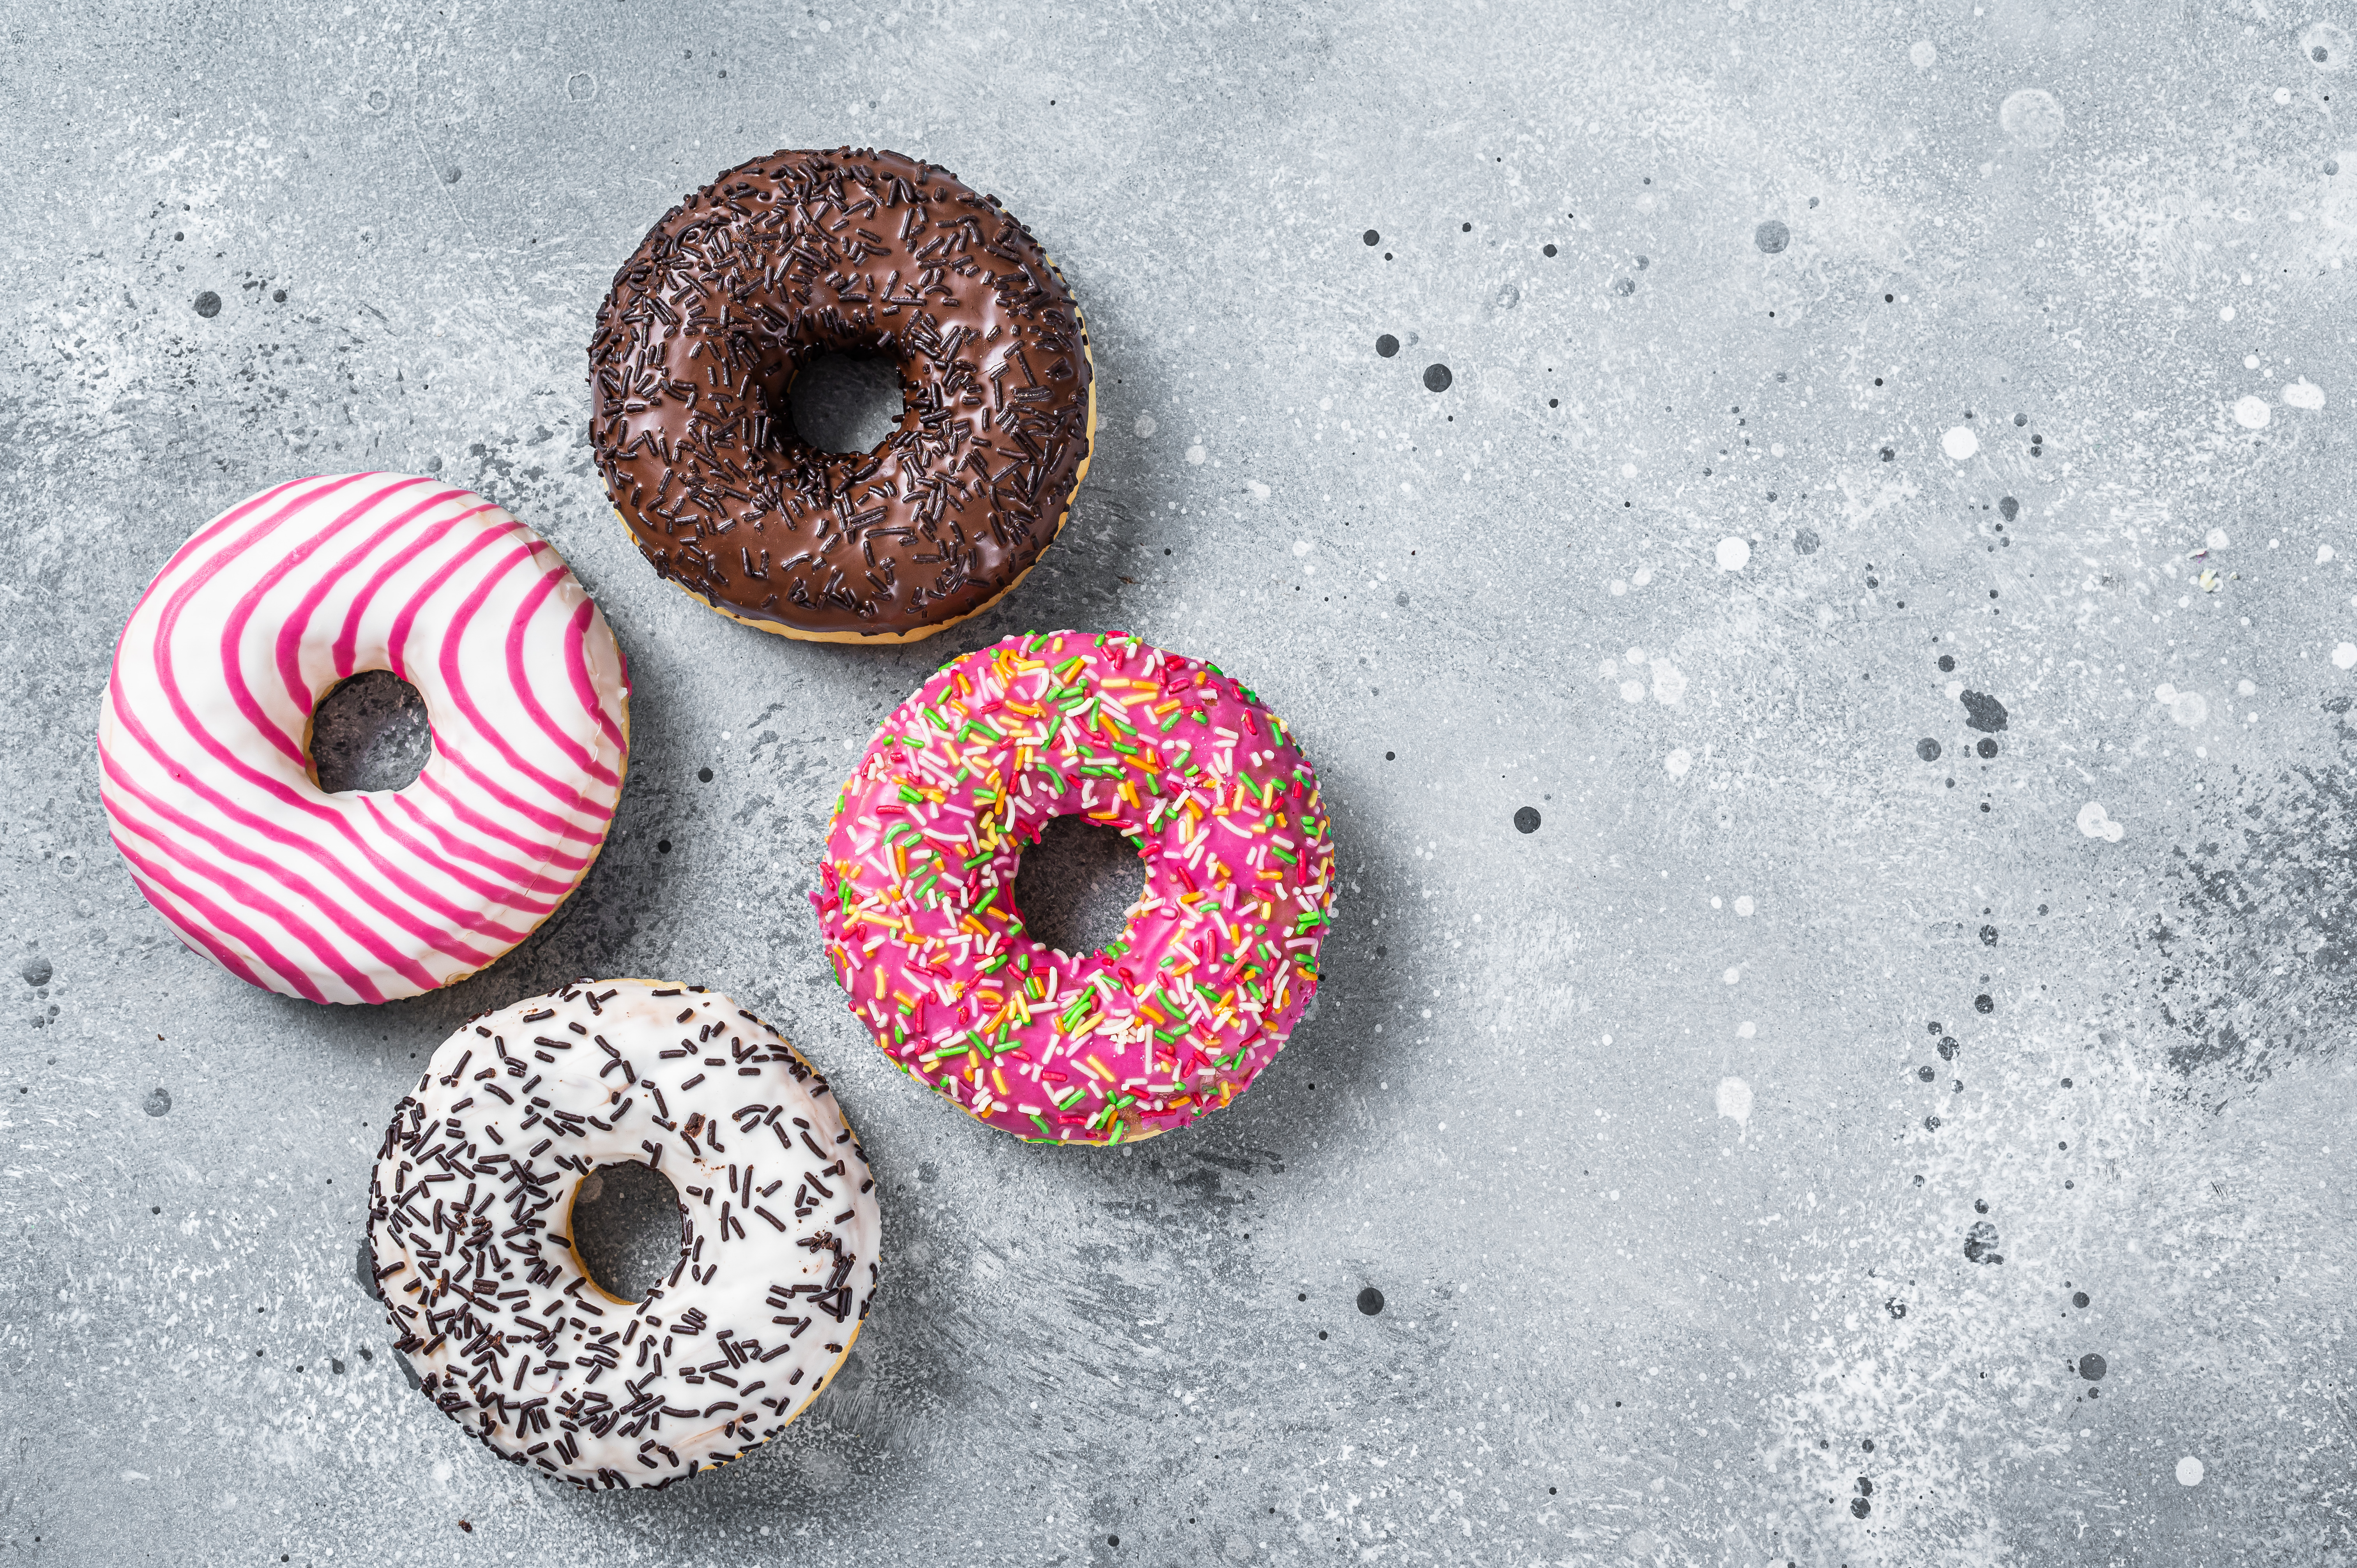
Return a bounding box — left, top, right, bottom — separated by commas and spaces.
589, 148, 1094, 641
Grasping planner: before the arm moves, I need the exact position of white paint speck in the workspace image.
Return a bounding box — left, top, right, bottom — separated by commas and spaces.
1650, 659, 1689, 705
1999, 87, 2067, 147
1734, 895, 1756, 916
1620, 462, 1638, 479
2207, 527, 2232, 549
2334, 643, 2357, 671
1134, 414, 1157, 437
1716, 535, 1752, 571
2319, 544, 2337, 564
1632, 567, 1654, 587
2221, 305, 2237, 321
2177, 1456, 2205, 1487
1716, 1077, 1754, 1124
1626, 645, 1646, 665
1610, 579, 1629, 595
1185, 443, 1206, 465
2286, 378, 2327, 410
1290, 539, 1311, 556
1946, 680, 1966, 700
1941, 426, 1979, 461
1737, 1020, 1757, 1038
2077, 801, 2126, 842
1246, 480, 1271, 503
1910, 39, 1937, 68
2234, 395, 2272, 429
1665, 748, 1693, 778
1619, 679, 1646, 703
1722, 966, 1742, 985
2170, 690, 2209, 727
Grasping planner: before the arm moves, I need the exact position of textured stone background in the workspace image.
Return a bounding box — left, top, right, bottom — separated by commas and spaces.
7, 1, 2357, 1563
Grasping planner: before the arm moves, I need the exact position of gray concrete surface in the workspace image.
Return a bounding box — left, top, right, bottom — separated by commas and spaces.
6, 1, 2357, 1562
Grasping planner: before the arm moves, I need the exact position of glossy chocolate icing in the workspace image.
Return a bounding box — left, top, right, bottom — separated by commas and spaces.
589, 148, 1093, 640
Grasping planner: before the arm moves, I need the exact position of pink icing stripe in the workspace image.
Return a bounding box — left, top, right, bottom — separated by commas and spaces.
436, 546, 617, 816
565, 600, 628, 754
119, 633, 535, 962
269, 477, 452, 723
506, 568, 621, 786
431, 741, 614, 846
100, 754, 415, 997
381, 791, 577, 904
103, 814, 340, 1003
105, 829, 270, 992
339, 502, 506, 680
379, 514, 514, 683
410, 765, 597, 869
360, 793, 560, 917
227, 475, 444, 765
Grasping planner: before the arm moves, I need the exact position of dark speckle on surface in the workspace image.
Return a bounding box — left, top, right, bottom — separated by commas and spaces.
141, 1088, 171, 1117
1917, 738, 1942, 761
1422, 362, 1452, 392
20, 955, 51, 987
1754, 219, 1790, 253
1961, 691, 2010, 733
2079, 1353, 2108, 1381
1513, 805, 1541, 834
1357, 1285, 1385, 1315
1375, 332, 1399, 358
192, 290, 221, 318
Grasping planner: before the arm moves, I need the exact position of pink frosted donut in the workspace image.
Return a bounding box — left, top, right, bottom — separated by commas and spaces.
813, 630, 1336, 1144
97, 475, 631, 1005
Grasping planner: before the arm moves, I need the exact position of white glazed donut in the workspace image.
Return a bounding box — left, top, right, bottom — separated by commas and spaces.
367, 979, 883, 1489
96, 475, 630, 1004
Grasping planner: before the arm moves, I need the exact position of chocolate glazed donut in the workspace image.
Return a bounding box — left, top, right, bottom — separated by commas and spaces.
588, 148, 1096, 643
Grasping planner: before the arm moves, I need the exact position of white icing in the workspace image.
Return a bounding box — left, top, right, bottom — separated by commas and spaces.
97, 475, 629, 1004
367, 979, 882, 1488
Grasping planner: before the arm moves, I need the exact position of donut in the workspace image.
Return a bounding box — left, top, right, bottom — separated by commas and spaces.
96, 475, 630, 1005
367, 978, 882, 1490
588, 147, 1095, 644
813, 631, 1336, 1144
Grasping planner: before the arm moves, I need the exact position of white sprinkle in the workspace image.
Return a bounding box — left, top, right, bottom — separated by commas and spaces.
1716, 1077, 1753, 1124
2076, 802, 2126, 842
2177, 1457, 2205, 1487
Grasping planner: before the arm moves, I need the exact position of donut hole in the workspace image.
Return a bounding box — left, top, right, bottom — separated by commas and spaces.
784, 351, 908, 455
310, 671, 432, 794
1010, 815, 1147, 959
568, 1160, 685, 1303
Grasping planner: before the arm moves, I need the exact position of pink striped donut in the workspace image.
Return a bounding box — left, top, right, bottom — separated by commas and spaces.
97, 475, 631, 1005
